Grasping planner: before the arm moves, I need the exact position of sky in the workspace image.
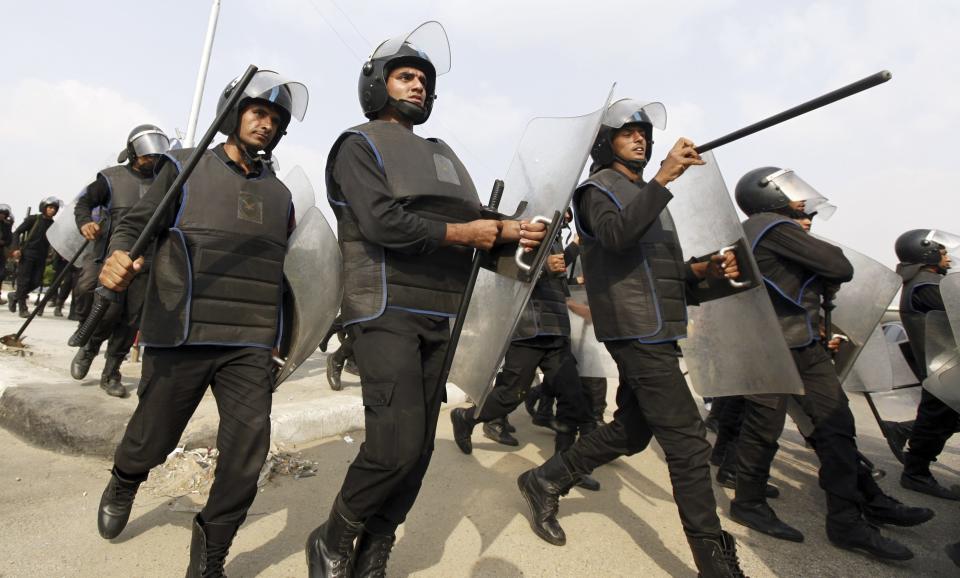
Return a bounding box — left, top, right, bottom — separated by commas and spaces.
3, 0, 958, 268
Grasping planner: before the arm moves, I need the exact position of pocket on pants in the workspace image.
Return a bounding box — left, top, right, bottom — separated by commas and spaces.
361, 381, 399, 469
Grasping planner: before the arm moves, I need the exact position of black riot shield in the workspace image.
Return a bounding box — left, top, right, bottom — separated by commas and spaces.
447, 90, 613, 408
670, 152, 803, 397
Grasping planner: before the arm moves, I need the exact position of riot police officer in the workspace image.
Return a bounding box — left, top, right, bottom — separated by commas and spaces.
69, 125, 171, 397
729, 168, 933, 560
0, 204, 13, 300
305, 22, 545, 578
516, 99, 748, 577
894, 229, 959, 500
451, 243, 599, 489
93, 70, 308, 577
8, 197, 60, 317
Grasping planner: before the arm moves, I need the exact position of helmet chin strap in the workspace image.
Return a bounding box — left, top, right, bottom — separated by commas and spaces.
388, 97, 429, 124
614, 154, 647, 177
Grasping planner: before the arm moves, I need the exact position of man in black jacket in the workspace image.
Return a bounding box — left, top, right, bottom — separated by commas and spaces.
894, 229, 958, 500
69, 125, 170, 397
516, 99, 747, 577
93, 70, 308, 577
305, 23, 545, 578
728, 168, 933, 560
8, 197, 60, 317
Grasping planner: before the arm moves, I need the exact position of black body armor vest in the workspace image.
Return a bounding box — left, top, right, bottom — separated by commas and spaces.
97, 165, 154, 260
326, 120, 482, 324
140, 148, 291, 348
572, 169, 688, 343
742, 212, 823, 348
898, 267, 943, 377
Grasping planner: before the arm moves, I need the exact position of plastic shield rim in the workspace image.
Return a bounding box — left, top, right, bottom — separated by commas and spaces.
275, 205, 343, 386
672, 151, 805, 397
447, 85, 615, 410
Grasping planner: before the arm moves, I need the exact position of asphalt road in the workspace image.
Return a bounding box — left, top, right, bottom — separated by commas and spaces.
0, 389, 957, 577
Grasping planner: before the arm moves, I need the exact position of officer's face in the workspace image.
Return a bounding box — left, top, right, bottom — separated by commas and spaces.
132, 154, 159, 175
611, 125, 648, 162
237, 102, 282, 150
386, 66, 427, 108
940, 249, 952, 270
43, 205, 58, 218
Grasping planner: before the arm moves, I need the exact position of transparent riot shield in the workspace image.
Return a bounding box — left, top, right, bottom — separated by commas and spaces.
46, 198, 91, 260
941, 272, 960, 343
447, 89, 613, 408
568, 286, 618, 378
842, 325, 895, 392
275, 205, 342, 386
672, 151, 804, 397
922, 310, 960, 412
818, 239, 902, 382
283, 165, 316, 224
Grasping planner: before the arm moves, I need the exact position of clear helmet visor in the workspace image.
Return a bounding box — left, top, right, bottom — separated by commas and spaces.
763, 168, 834, 219
371, 21, 451, 76
926, 230, 960, 266
603, 99, 667, 131
243, 70, 309, 122
129, 129, 171, 157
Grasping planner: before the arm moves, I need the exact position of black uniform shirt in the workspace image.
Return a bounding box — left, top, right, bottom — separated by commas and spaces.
912, 282, 946, 313
11, 214, 54, 257
755, 225, 854, 284
74, 176, 112, 227
332, 134, 448, 255
108, 145, 294, 256
577, 179, 702, 287
0, 219, 12, 248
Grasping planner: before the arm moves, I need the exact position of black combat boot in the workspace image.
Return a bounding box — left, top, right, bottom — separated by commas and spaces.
326, 351, 345, 391
7, 292, 16, 312
517, 453, 577, 546
306, 495, 364, 578
17, 299, 29, 318
730, 497, 803, 542
862, 492, 934, 526
451, 407, 477, 454
901, 454, 960, 500
687, 531, 747, 577
97, 467, 144, 539
53, 301, 64, 317
352, 531, 395, 578
715, 447, 779, 498
483, 418, 519, 447
499, 414, 516, 433
71, 342, 101, 380
583, 377, 607, 426
100, 356, 128, 398
555, 430, 599, 491
185, 514, 237, 578
825, 495, 913, 561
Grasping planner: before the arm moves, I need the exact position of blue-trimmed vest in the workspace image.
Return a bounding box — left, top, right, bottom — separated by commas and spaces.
139, 148, 291, 348
742, 212, 822, 348
513, 241, 571, 341
96, 165, 154, 260
573, 169, 687, 343
326, 120, 482, 324
898, 267, 943, 377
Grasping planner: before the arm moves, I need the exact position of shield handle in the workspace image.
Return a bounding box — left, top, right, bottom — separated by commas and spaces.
719, 245, 752, 289
515, 215, 554, 272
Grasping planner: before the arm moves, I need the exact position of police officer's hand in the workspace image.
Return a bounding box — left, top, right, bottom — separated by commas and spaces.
546, 254, 566, 274
690, 252, 739, 280
99, 250, 143, 291
450, 219, 502, 250
80, 222, 101, 241
827, 335, 845, 351
654, 138, 704, 187
566, 299, 592, 323
500, 220, 547, 252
